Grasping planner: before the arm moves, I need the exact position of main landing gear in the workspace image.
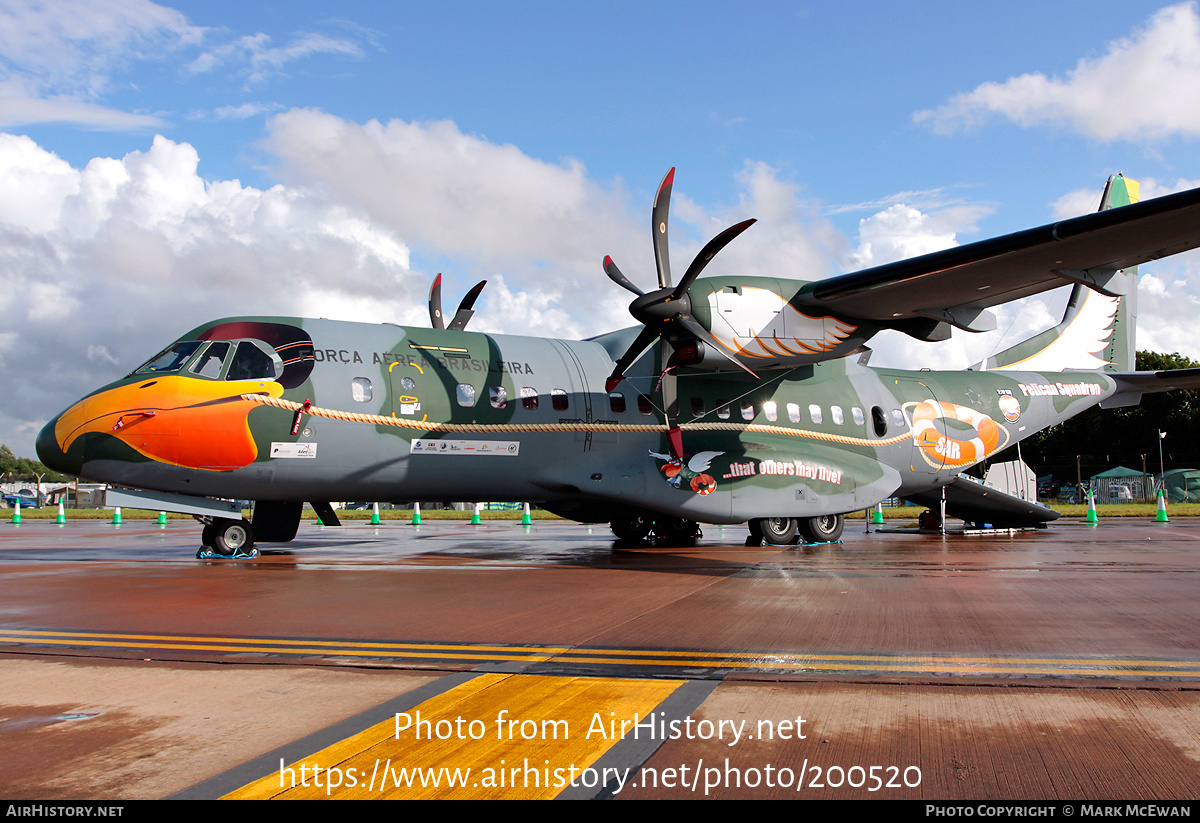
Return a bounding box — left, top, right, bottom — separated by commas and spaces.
196, 517, 258, 559
747, 514, 844, 546
610, 514, 702, 546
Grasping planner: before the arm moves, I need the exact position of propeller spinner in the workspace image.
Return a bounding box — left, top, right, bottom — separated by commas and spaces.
603, 169, 759, 457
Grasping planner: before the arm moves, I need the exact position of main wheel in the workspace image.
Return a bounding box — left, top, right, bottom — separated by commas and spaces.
749, 517, 798, 544
611, 513, 654, 542
799, 514, 844, 543
211, 518, 254, 556
654, 517, 699, 546
200, 523, 216, 547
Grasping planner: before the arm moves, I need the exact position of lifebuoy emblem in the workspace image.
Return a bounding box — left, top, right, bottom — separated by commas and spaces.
907, 399, 1005, 469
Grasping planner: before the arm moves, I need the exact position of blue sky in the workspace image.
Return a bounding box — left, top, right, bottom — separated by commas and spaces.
4, 0, 1200, 457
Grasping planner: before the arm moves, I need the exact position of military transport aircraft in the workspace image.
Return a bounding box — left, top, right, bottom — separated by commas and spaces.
35, 169, 1200, 554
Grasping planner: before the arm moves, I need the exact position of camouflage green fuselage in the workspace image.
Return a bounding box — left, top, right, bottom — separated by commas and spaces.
38, 315, 1112, 524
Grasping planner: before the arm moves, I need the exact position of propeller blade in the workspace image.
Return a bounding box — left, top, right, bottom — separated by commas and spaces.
672, 218, 757, 301
604, 256, 644, 296
447, 280, 487, 331
674, 313, 760, 380
605, 325, 661, 392
428, 273, 445, 329
652, 168, 675, 289
659, 339, 682, 459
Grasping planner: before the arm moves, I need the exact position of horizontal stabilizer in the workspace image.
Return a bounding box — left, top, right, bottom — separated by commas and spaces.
1102, 368, 1200, 408
905, 475, 1060, 527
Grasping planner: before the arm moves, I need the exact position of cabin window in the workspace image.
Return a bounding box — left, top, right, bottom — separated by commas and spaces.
763, 400, 778, 422
135, 341, 201, 374
189, 342, 229, 379
717, 400, 730, 420
521, 387, 538, 410
351, 377, 373, 403
457, 384, 476, 407
808, 404, 823, 424
552, 389, 568, 411
690, 397, 705, 416
872, 406, 888, 437
787, 403, 801, 423
852, 406, 865, 426
831, 405, 844, 425
227, 341, 277, 381
489, 386, 507, 409
637, 394, 653, 415
609, 392, 626, 414
741, 400, 755, 421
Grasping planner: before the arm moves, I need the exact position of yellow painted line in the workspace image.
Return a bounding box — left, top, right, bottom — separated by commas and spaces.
0, 635, 558, 663
2, 629, 1198, 677
0, 628, 567, 655
225, 673, 683, 799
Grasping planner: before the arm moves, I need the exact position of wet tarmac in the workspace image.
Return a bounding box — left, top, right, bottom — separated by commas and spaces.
2, 517, 1199, 799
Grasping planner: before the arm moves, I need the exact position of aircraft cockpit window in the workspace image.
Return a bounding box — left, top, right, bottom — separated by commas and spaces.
457, 384, 476, 407
352, 377, 373, 402
690, 397, 705, 416
520, 387, 538, 410
637, 395, 653, 415
787, 403, 801, 423
808, 404, 824, 424
135, 341, 202, 374
763, 400, 778, 422
872, 406, 888, 437
716, 401, 730, 420
188, 342, 230, 379
551, 389, 568, 411
226, 341, 278, 381
740, 400, 755, 421
490, 386, 507, 409
608, 392, 626, 414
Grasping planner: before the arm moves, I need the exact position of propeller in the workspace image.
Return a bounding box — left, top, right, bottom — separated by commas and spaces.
603, 168, 759, 457
428, 273, 488, 331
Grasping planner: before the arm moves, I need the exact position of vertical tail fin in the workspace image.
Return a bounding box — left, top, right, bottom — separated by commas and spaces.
980, 174, 1137, 373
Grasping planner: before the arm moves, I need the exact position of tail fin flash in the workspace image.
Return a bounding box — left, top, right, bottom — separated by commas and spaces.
980, 174, 1137, 373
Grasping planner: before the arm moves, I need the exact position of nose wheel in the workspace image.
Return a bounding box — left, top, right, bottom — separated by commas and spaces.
197, 517, 258, 559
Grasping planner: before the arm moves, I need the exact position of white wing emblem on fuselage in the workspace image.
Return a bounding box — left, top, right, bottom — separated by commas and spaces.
707, 287, 857, 360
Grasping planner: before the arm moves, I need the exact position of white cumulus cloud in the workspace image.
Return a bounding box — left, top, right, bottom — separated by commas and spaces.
915, 2, 1200, 141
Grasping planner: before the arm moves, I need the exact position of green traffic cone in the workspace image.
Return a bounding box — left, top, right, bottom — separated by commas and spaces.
157, 511, 167, 525
1085, 491, 1097, 524
56, 502, 66, 524
371, 502, 381, 525
10, 500, 19, 524
411, 502, 421, 525
470, 503, 482, 525
111, 506, 122, 525
521, 502, 532, 526
1156, 489, 1169, 522
871, 503, 885, 525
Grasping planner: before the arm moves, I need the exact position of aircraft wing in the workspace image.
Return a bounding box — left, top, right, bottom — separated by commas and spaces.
800, 185, 1200, 330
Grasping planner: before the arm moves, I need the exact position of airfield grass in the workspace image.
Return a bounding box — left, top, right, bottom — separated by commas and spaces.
6, 502, 1198, 521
